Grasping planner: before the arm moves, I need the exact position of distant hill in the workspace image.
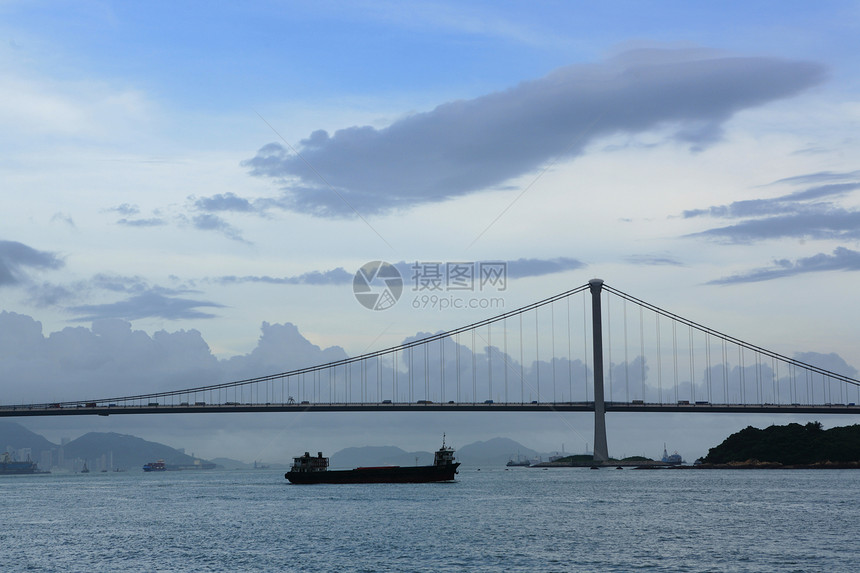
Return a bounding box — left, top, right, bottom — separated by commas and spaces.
1, 421, 566, 470
457, 437, 542, 466
329, 437, 552, 468
0, 421, 56, 454
210, 457, 287, 470
63, 432, 205, 470
703, 422, 860, 465
0, 422, 214, 471
331, 446, 433, 468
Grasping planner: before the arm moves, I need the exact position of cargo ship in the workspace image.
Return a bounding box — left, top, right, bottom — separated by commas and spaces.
142, 460, 167, 472
285, 437, 460, 484
142, 459, 215, 471
1, 452, 49, 475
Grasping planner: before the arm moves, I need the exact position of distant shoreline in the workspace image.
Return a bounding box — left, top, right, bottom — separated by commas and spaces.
637, 461, 860, 470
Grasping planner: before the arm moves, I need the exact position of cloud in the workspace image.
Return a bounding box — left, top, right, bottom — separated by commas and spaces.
108, 204, 141, 217
52, 275, 224, 321
0, 312, 347, 402
67, 291, 226, 322
693, 207, 860, 243
684, 183, 860, 220
708, 247, 860, 284
626, 255, 684, 266
503, 257, 585, 278
117, 218, 166, 227
0, 240, 64, 287
771, 170, 860, 186
193, 193, 255, 213
685, 172, 860, 243
216, 268, 354, 286
191, 213, 247, 242
212, 257, 585, 287
243, 47, 825, 217
792, 351, 859, 380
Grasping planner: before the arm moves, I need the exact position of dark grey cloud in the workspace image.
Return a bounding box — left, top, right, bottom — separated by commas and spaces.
213, 257, 585, 287
117, 217, 166, 227
693, 206, 860, 243
242, 48, 825, 217
626, 254, 684, 266
685, 170, 860, 244
109, 203, 140, 216
193, 193, 255, 213
68, 291, 225, 322
191, 213, 246, 242
107, 203, 166, 227
216, 267, 353, 286
708, 247, 860, 285
684, 183, 860, 220
503, 257, 585, 278
0, 240, 64, 286
33, 275, 224, 322
772, 170, 860, 186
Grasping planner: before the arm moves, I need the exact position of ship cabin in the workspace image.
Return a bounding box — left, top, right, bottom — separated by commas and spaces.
291, 452, 329, 473
434, 445, 456, 467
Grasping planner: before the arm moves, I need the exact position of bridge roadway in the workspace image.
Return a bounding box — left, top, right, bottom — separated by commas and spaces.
1, 401, 859, 417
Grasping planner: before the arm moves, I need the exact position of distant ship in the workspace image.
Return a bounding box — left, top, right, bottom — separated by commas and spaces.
1, 452, 49, 475
285, 437, 460, 484
506, 453, 531, 467
662, 444, 683, 465
142, 459, 215, 471
143, 460, 167, 472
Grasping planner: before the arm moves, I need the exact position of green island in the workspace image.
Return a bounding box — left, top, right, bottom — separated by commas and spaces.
697, 422, 860, 468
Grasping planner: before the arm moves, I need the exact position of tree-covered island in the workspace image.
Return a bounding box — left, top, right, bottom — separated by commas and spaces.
698, 422, 860, 468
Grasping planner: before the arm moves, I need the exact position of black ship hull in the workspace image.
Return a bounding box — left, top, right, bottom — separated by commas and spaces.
286, 462, 460, 484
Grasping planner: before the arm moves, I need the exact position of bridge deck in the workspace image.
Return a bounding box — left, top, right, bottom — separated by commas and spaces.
1, 401, 858, 417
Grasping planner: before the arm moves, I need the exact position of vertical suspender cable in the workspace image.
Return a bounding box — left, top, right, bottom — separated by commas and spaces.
656, 314, 662, 404
568, 296, 573, 402
504, 316, 509, 404
488, 323, 493, 402
472, 328, 477, 402
520, 313, 524, 403
583, 293, 589, 402
624, 298, 629, 404
441, 337, 445, 404
551, 301, 556, 403
534, 309, 540, 402
640, 305, 645, 402
607, 292, 612, 402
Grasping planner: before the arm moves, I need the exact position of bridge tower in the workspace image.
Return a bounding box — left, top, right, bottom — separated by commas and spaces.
589, 278, 609, 462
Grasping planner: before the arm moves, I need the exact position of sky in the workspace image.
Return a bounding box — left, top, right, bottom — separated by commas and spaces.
2, 1, 860, 463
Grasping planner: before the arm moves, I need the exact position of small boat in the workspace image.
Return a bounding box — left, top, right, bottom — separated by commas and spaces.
143, 460, 167, 472
81, 461, 90, 473
286, 436, 460, 484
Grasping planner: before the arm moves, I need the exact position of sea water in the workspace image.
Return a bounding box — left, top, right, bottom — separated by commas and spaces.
1, 467, 857, 572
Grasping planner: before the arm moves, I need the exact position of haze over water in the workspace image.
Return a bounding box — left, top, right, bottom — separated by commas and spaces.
2, 467, 856, 572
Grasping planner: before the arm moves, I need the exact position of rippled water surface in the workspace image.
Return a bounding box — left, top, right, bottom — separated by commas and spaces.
1, 467, 857, 572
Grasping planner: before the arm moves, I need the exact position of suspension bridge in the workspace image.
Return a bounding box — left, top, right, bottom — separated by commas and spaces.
3, 279, 859, 461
